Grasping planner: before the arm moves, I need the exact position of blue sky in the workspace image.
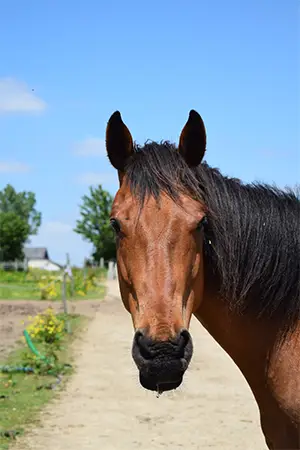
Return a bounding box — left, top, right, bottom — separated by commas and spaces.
0, 0, 298, 266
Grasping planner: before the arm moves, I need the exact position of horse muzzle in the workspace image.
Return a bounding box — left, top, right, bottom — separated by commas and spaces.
131, 329, 193, 392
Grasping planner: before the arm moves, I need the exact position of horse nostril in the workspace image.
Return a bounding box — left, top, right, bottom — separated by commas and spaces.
133, 329, 192, 361
180, 329, 191, 344
178, 329, 191, 356
134, 331, 154, 360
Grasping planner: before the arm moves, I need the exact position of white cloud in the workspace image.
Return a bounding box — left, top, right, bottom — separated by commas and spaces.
0, 161, 31, 173
0, 78, 47, 114
77, 172, 117, 186
73, 138, 106, 156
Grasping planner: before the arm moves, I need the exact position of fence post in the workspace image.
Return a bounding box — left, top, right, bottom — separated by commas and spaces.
83, 258, 87, 283
107, 261, 116, 280
66, 253, 75, 298
62, 269, 71, 334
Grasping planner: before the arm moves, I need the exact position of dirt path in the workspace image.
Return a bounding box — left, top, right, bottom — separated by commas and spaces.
14, 281, 266, 450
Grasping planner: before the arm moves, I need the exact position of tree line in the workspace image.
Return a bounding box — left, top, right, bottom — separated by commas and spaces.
0, 184, 116, 263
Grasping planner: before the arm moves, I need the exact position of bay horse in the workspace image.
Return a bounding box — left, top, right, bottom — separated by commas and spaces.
105, 110, 300, 449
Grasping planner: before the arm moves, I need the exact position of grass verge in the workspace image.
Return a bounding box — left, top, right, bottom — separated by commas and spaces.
0, 268, 107, 301
0, 314, 88, 449
0, 283, 106, 301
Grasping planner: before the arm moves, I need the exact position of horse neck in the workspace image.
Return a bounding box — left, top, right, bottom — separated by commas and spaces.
194, 290, 300, 433
193, 289, 278, 392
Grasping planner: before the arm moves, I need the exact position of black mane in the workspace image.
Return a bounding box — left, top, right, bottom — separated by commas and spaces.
125, 141, 300, 339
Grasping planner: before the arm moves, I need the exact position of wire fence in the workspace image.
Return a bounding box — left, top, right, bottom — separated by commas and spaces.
0, 260, 28, 271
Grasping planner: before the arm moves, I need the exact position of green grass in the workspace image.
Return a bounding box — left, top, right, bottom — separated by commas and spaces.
0, 283, 106, 301
0, 283, 40, 300
72, 284, 106, 300
0, 314, 87, 449
0, 268, 107, 301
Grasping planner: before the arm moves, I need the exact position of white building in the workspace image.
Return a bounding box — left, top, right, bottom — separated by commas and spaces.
24, 247, 62, 272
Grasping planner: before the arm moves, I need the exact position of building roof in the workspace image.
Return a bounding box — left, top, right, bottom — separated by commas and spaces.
24, 247, 49, 260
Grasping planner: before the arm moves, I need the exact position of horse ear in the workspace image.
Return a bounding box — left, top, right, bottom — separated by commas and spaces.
106, 111, 134, 179
178, 110, 206, 167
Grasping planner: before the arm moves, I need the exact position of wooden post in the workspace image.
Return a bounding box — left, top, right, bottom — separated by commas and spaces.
83, 258, 87, 282
66, 253, 75, 298
62, 269, 71, 334
107, 261, 114, 280
62, 271, 68, 314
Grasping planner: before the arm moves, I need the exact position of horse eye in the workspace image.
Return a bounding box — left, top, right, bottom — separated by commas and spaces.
110, 218, 121, 233
196, 216, 207, 230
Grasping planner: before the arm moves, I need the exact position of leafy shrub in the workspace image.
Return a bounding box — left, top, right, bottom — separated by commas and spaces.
22, 308, 67, 374
26, 308, 65, 345
38, 275, 62, 300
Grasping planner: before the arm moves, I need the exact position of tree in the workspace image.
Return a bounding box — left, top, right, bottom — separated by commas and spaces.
0, 184, 42, 261
74, 185, 116, 262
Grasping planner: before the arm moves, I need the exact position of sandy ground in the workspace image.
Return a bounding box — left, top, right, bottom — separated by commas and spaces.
11, 281, 266, 450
